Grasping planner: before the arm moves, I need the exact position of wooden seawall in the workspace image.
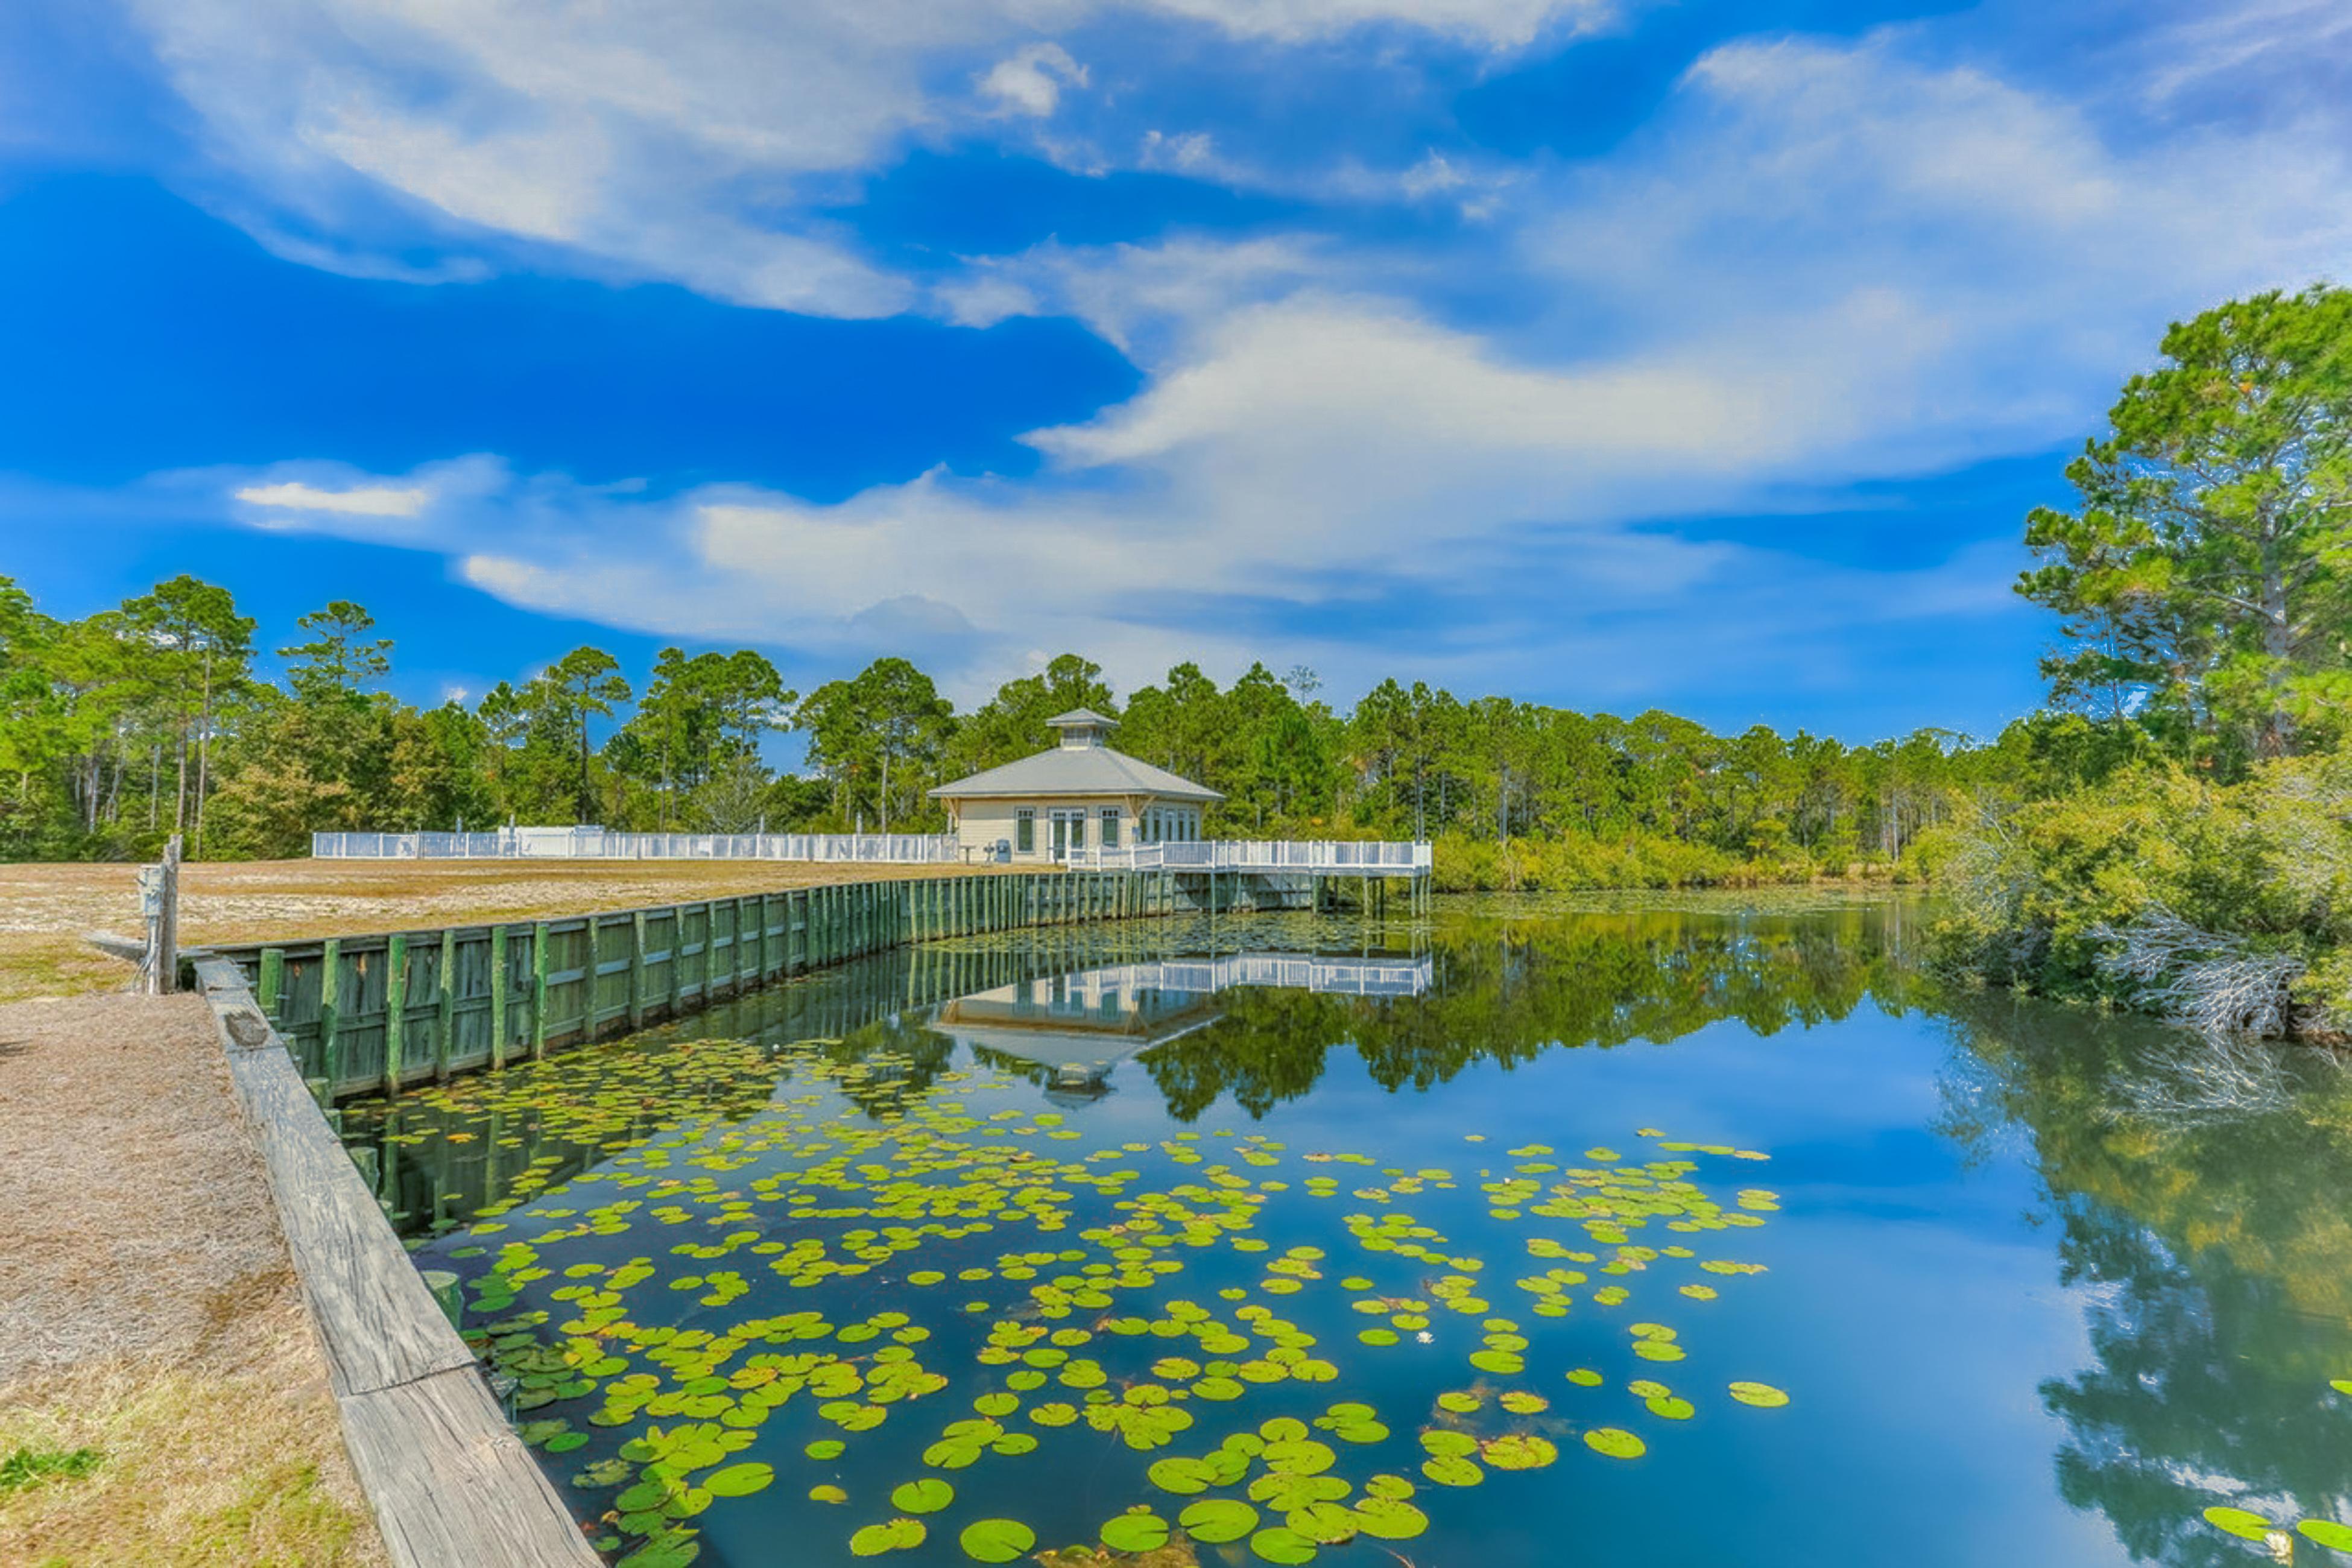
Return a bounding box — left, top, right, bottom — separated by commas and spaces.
220, 868, 1171, 1101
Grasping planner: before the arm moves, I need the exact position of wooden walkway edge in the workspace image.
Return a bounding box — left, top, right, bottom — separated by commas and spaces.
192, 953, 603, 1568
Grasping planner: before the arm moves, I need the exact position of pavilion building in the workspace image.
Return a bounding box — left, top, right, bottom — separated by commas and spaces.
928, 709, 1222, 864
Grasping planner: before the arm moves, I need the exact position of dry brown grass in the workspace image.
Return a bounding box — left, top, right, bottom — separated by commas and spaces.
0, 856, 1002, 1002
0, 993, 384, 1566
0, 1304, 382, 1567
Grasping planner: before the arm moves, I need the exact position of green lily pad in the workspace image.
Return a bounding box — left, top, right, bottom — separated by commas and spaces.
1180, 1499, 1260, 1543
2202, 1506, 2272, 1542
1353, 1497, 1430, 1540
957, 1519, 1036, 1564
1100, 1510, 1171, 1552
890, 1479, 954, 1514
1728, 1382, 1789, 1408
704, 1462, 774, 1497
2299, 1520, 2352, 1552
1148, 1457, 1215, 1495
810, 1484, 849, 1504
849, 1517, 926, 1556
1584, 1427, 1646, 1459
1250, 1525, 1319, 1564
1286, 1502, 1358, 1545
1262, 1438, 1337, 1475
806, 1440, 846, 1460
1420, 1455, 1483, 1487
1482, 1434, 1558, 1470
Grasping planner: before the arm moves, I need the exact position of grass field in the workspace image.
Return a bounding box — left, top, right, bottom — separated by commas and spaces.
0, 857, 996, 1004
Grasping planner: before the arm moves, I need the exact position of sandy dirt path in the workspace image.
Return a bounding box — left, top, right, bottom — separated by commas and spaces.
0, 991, 386, 1564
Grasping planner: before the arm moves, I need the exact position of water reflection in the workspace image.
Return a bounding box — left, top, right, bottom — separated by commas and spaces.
343, 898, 1921, 1230
1935, 991, 2352, 1562
333, 895, 2352, 1563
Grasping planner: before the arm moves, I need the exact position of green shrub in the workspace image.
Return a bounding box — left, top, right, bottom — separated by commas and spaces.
1927, 756, 2352, 1031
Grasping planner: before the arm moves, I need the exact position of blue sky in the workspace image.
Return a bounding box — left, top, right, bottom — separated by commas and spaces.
1, 0, 2346, 741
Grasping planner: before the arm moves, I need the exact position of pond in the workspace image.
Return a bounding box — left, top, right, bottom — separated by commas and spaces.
341, 894, 2352, 1568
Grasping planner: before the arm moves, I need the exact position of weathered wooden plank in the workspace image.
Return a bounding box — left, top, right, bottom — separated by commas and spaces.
191, 956, 600, 1568
320, 937, 344, 1090
383, 934, 409, 1091
490, 925, 510, 1072
436, 929, 457, 1083
196, 960, 472, 1396
531, 922, 550, 1060
338, 1366, 599, 1568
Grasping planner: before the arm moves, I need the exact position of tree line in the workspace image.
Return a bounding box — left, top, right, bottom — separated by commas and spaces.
17, 285, 2335, 874
0, 578, 2092, 871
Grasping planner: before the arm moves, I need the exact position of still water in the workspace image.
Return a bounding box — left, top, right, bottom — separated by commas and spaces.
342, 894, 2352, 1568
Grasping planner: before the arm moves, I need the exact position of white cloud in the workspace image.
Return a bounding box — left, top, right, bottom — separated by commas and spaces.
233, 479, 433, 517
979, 43, 1088, 117
119, 0, 1620, 315
1141, 0, 1612, 49
115, 10, 2352, 721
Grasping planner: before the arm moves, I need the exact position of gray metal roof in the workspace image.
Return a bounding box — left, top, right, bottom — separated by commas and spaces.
929, 743, 1224, 801
1046, 708, 1119, 729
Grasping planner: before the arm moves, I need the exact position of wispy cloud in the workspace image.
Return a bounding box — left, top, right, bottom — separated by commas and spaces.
233, 479, 433, 518
65, 0, 2352, 729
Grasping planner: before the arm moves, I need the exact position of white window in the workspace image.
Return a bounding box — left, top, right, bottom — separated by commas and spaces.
1101, 808, 1121, 847
1015, 808, 1035, 853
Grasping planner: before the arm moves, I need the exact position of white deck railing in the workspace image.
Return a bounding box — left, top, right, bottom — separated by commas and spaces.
311, 829, 964, 864
1066, 839, 1432, 874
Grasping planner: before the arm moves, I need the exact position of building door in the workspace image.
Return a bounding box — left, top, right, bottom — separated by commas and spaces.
1048, 809, 1086, 861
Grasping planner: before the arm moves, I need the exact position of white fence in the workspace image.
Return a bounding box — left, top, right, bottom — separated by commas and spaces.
311, 829, 966, 864
1066, 839, 1432, 874
1139, 953, 1434, 997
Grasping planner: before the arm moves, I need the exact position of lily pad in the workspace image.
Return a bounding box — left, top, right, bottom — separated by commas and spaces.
1100, 1510, 1171, 1552
1147, 1457, 1215, 1495
2300, 1520, 2352, 1552
1583, 1427, 1646, 1459
957, 1519, 1036, 1564
2202, 1506, 2272, 1542
849, 1517, 926, 1557
1482, 1434, 1558, 1470
890, 1479, 954, 1514
1250, 1525, 1320, 1565
1286, 1501, 1359, 1545
1353, 1497, 1430, 1540
1728, 1382, 1789, 1408
705, 1462, 774, 1497
1180, 1499, 1260, 1544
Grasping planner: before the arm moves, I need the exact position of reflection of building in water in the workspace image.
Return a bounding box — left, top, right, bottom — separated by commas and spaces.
936, 952, 1434, 1101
